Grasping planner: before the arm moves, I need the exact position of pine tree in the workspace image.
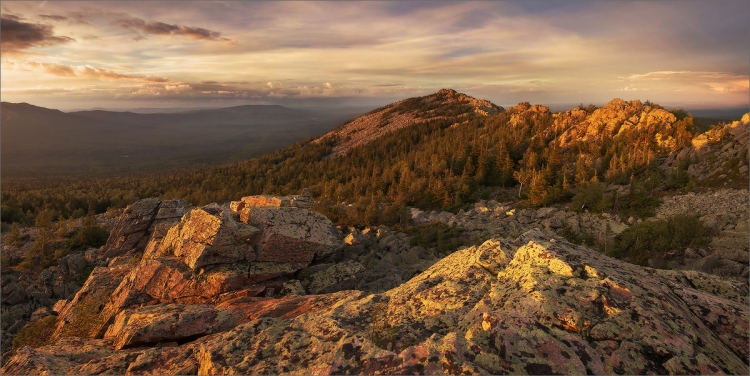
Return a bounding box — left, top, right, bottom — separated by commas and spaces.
8, 222, 21, 246
56, 215, 68, 238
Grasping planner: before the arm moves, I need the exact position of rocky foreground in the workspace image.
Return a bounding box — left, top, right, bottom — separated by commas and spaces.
2, 194, 748, 375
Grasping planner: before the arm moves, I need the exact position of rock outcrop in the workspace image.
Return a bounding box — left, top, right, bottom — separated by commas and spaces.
42, 197, 345, 347
410, 189, 750, 281
555, 99, 689, 153
0, 248, 104, 361
314, 89, 504, 158
3, 229, 747, 375
662, 113, 749, 186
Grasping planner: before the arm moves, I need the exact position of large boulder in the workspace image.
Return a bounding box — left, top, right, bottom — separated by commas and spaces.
52, 265, 136, 341
107, 257, 252, 311
303, 260, 365, 294
239, 206, 342, 281
230, 188, 314, 212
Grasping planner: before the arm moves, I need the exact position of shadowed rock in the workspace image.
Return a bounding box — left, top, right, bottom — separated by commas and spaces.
103, 198, 186, 260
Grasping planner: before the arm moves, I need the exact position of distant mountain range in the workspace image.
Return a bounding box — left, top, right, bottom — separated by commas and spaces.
69, 106, 224, 114
0, 102, 362, 177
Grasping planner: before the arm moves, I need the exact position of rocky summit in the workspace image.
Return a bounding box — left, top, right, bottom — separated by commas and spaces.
3, 196, 748, 375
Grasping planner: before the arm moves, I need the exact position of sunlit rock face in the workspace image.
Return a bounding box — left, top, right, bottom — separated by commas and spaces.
4, 227, 747, 375
554, 98, 690, 153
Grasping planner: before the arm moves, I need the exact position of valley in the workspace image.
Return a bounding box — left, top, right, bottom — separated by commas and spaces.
0, 102, 363, 177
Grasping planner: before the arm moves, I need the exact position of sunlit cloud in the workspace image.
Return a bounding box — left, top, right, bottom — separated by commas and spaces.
3, 60, 170, 82
625, 70, 749, 94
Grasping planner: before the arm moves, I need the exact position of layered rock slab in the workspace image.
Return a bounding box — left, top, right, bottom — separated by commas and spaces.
104, 303, 236, 350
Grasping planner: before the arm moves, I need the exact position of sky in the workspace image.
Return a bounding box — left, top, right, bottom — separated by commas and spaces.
1, 0, 748, 111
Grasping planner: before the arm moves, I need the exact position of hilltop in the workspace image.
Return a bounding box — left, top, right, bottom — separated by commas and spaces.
315, 88, 504, 157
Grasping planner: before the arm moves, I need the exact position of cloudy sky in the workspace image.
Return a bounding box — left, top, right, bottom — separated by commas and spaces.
1, 1, 748, 110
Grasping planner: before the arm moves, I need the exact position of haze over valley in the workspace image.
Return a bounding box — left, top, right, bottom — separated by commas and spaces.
1, 102, 362, 176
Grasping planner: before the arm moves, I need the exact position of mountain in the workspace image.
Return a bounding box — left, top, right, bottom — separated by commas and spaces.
69, 106, 223, 114
0, 102, 361, 177
315, 88, 504, 158
2, 197, 748, 374
2, 90, 747, 226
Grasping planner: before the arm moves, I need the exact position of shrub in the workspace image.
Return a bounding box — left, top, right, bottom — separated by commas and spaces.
7, 222, 21, 246
67, 226, 109, 250
664, 158, 691, 190
67, 213, 109, 250
613, 214, 710, 265
560, 224, 596, 247
571, 181, 605, 212
407, 221, 470, 256
612, 189, 661, 219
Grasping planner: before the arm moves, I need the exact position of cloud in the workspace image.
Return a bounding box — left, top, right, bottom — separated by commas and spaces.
616, 87, 645, 92
6, 60, 169, 82
369, 83, 404, 87
113, 16, 230, 41
626, 71, 739, 81
79, 65, 169, 82
39, 14, 67, 21
26, 61, 77, 76
0, 15, 74, 55
62, 9, 230, 42
625, 70, 749, 93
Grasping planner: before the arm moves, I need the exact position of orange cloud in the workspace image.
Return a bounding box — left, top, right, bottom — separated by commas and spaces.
7, 60, 169, 82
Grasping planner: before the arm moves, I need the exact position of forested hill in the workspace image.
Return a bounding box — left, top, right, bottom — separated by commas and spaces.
2, 90, 743, 229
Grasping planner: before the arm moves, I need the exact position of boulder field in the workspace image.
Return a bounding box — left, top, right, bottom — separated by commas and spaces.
3, 195, 748, 375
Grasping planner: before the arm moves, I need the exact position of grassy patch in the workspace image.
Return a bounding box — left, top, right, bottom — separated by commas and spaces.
12, 315, 57, 352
